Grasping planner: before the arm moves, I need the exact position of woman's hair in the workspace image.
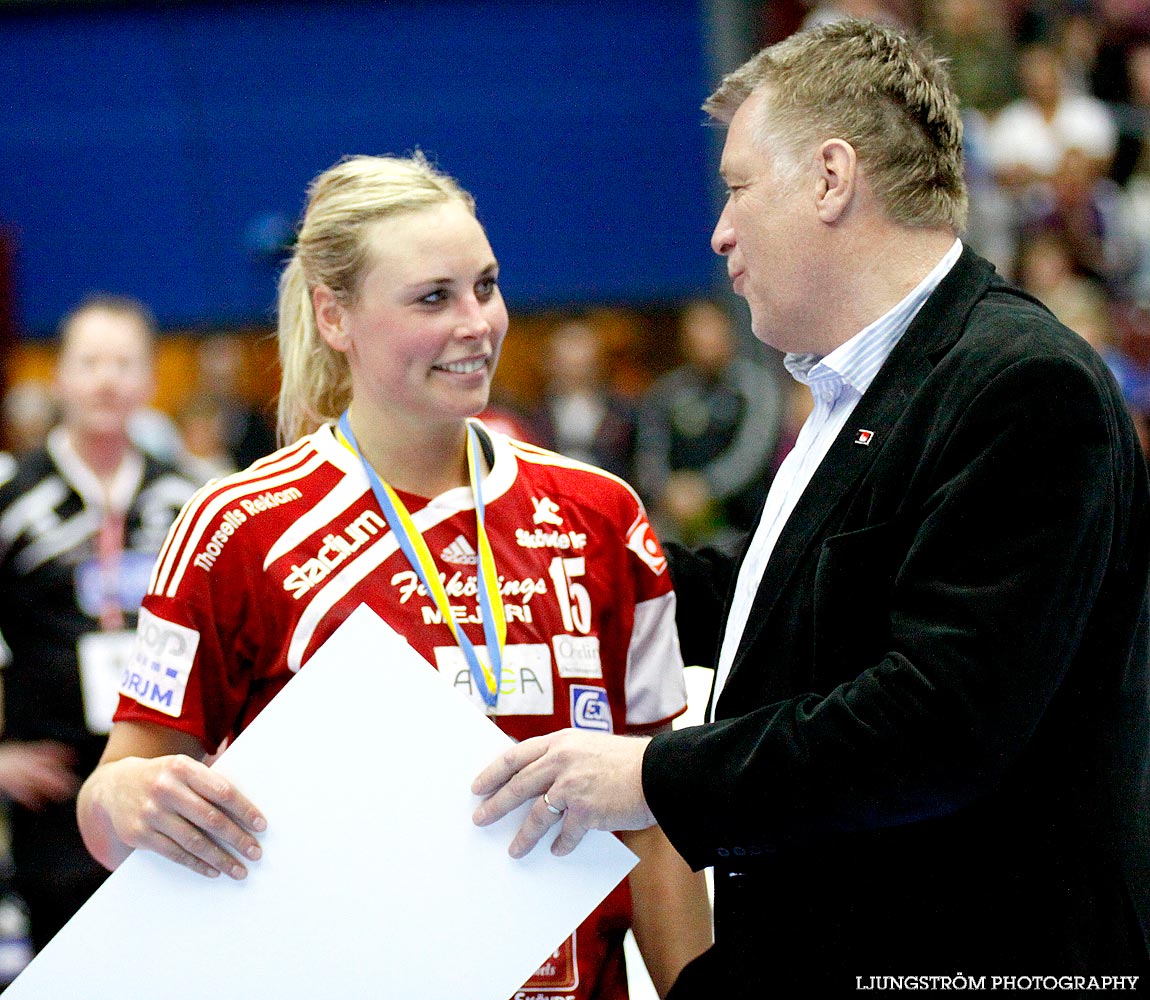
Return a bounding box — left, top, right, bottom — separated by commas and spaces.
704, 19, 968, 232
276, 153, 476, 443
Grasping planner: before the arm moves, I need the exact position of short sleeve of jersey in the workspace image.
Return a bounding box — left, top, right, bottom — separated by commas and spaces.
114, 480, 257, 750
615, 486, 687, 730
622, 507, 687, 729
111, 439, 320, 750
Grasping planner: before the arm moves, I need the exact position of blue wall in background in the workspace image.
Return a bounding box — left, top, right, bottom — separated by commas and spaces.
0, 0, 720, 336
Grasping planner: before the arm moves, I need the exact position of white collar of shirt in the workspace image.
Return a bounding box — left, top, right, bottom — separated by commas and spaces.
47, 425, 145, 515
709, 237, 963, 721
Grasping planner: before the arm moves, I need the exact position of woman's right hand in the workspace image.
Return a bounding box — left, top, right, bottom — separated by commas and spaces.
77, 721, 266, 880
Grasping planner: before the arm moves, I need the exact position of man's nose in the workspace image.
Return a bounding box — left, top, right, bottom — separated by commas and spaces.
711, 205, 735, 256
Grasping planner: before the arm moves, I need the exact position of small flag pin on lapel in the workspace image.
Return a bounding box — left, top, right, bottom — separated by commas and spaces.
854, 429, 874, 446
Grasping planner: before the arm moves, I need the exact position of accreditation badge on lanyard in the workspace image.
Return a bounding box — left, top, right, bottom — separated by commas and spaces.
77, 505, 136, 734
336, 412, 507, 713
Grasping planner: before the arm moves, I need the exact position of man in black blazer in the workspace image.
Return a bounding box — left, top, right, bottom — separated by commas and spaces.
475, 18, 1150, 993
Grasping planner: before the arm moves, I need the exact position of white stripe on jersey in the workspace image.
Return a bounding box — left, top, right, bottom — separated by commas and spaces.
149, 437, 316, 595
508, 439, 646, 508
147, 478, 217, 595
165, 454, 325, 598
263, 472, 370, 571
625, 592, 687, 727
285, 499, 462, 672
152, 441, 323, 598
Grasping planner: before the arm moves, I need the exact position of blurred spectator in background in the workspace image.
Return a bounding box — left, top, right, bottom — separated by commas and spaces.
635, 300, 781, 546
0, 380, 57, 455
1105, 35, 1150, 185
926, 0, 1022, 274
1026, 146, 1127, 287
1016, 228, 1110, 340
192, 331, 277, 467
800, 0, 905, 31
477, 399, 543, 444
1055, 8, 1104, 97
126, 405, 184, 466
1116, 39, 1150, 303
175, 391, 237, 484
987, 40, 1118, 197
984, 38, 1118, 278
1017, 227, 1150, 452
915, 0, 1150, 458
531, 318, 637, 480
0, 295, 197, 953
926, 0, 1020, 116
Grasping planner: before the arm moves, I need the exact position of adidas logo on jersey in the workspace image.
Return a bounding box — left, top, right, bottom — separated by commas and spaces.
441, 534, 478, 565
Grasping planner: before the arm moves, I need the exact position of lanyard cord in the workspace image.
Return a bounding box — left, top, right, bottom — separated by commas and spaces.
336, 412, 507, 709
97, 506, 126, 631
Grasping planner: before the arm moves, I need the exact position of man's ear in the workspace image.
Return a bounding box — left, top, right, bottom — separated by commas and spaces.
313, 285, 350, 352
815, 138, 857, 223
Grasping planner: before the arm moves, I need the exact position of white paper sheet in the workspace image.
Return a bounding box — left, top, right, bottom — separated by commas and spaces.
7, 604, 638, 999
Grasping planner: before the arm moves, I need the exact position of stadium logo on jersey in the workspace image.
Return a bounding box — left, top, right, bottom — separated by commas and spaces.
436, 643, 554, 715
570, 684, 613, 732
119, 607, 200, 718
282, 509, 387, 599
440, 534, 478, 565
625, 515, 667, 575
532, 496, 564, 526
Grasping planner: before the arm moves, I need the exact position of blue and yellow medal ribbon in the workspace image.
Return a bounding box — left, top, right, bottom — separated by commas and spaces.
336, 411, 506, 709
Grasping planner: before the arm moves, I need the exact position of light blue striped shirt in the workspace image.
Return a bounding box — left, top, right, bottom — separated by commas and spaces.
710, 238, 963, 720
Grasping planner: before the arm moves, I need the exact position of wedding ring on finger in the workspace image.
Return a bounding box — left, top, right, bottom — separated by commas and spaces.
543, 791, 565, 816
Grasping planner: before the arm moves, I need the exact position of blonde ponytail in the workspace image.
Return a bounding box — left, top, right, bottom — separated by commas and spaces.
276, 256, 353, 444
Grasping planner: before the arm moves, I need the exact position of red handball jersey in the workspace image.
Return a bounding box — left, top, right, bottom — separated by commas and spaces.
116, 421, 686, 1000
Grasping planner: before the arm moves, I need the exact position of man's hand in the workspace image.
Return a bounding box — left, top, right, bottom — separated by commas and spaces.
472, 729, 656, 858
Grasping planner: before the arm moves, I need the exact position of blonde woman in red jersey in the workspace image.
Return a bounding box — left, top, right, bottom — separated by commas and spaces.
78, 154, 711, 998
